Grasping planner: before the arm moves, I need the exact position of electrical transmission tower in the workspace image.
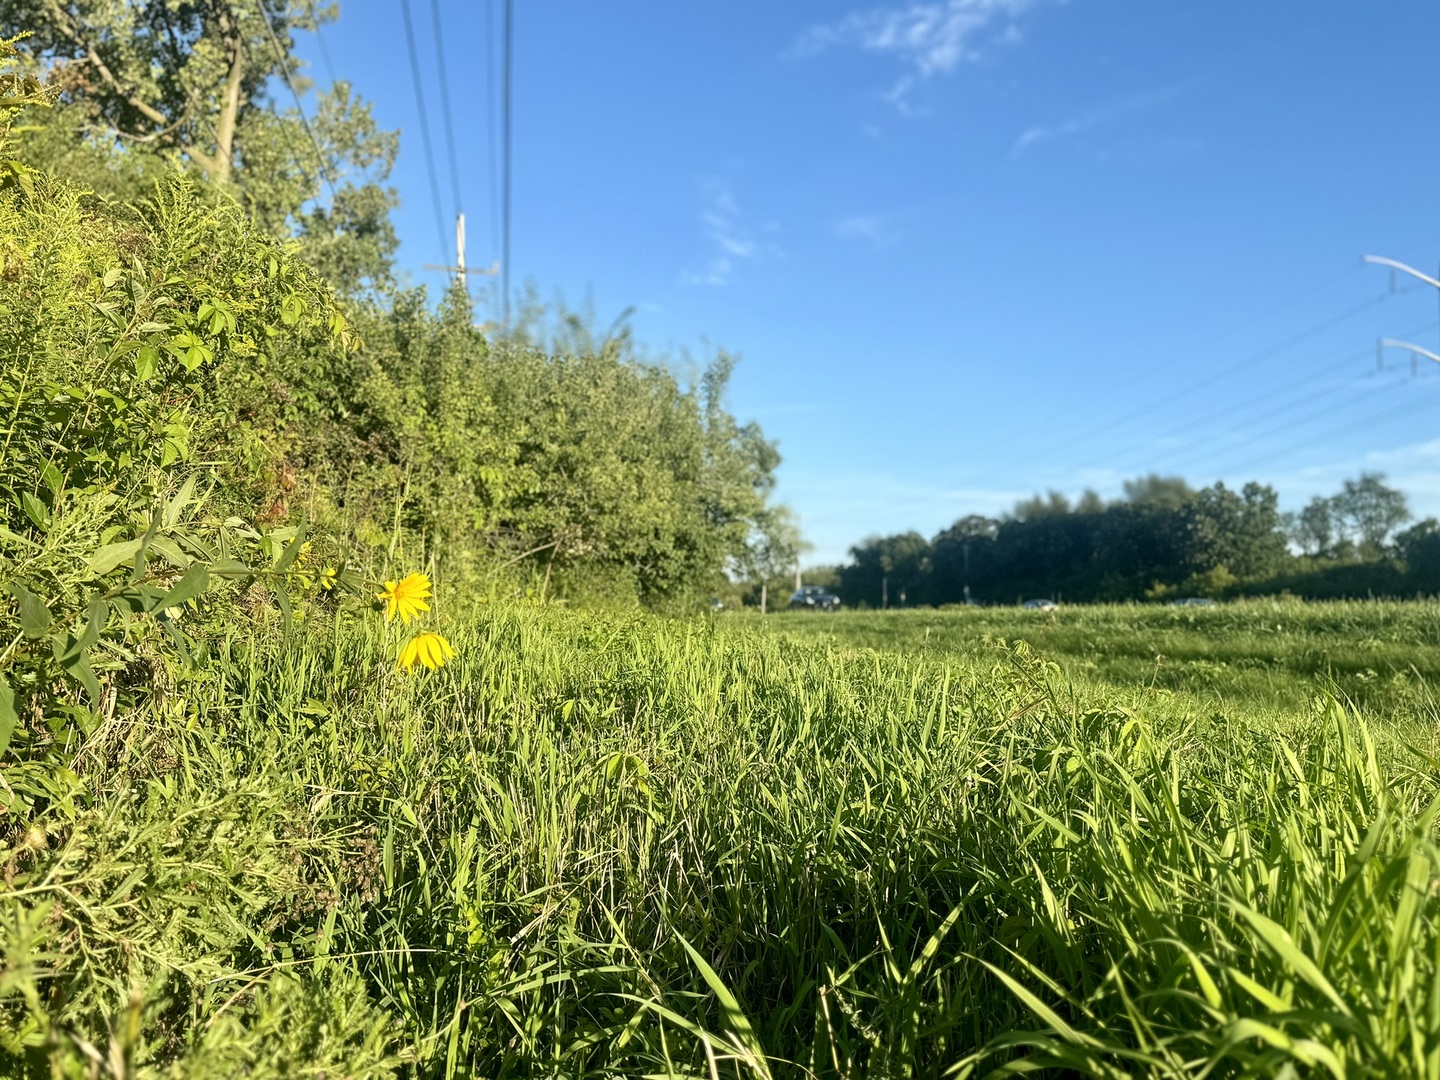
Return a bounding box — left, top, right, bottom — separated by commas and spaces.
1366, 255, 1440, 370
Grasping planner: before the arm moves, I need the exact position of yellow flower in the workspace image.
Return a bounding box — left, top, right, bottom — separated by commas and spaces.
399, 632, 455, 673
377, 572, 432, 624
320, 567, 338, 591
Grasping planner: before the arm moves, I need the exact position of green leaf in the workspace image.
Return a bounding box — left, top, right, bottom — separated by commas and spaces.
52, 633, 101, 705
163, 473, 199, 528
79, 598, 106, 652
40, 463, 62, 500
148, 537, 190, 569
0, 674, 17, 756
0, 525, 40, 550
272, 520, 308, 574
158, 563, 209, 611
20, 492, 49, 531
135, 345, 158, 381
11, 585, 52, 639
1231, 904, 1351, 1017
273, 584, 294, 641
131, 514, 162, 583
209, 558, 253, 580
672, 930, 771, 1074
90, 539, 143, 577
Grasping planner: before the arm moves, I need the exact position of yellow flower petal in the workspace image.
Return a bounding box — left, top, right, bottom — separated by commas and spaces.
377, 572, 433, 624
398, 632, 454, 674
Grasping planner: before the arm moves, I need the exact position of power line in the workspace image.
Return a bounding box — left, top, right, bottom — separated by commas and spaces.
1211, 379, 1440, 479
253, 0, 337, 202
1096, 318, 1438, 478
1189, 373, 1412, 477
397, 0, 450, 262
502, 0, 513, 331
313, 22, 339, 87
428, 0, 463, 218
485, 0, 500, 264
972, 288, 1405, 490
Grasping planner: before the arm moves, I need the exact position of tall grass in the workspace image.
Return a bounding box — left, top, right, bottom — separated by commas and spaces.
4, 604, 1439, 1075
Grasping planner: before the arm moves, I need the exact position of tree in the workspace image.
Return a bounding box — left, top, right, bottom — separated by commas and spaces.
1333, 472, 1409, 557
1288, 496, 1338, 557
1123, 474, 1194, 511
1182, 481, 1286, 581
839, 533, 932, 608
734, 506, 807, 613
4, 0, 399, 290
1012, 490, 1070, 520
1396, 518, 1440, 592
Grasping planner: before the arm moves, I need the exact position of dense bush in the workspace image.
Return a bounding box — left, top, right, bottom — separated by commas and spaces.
296, 288, 781, 607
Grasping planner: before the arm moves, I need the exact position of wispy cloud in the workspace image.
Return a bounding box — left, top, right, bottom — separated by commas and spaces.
1012, 86, 1177, 155
791, 0, 1036, 108
833, 213, 896, 247
683, 181, 780, 287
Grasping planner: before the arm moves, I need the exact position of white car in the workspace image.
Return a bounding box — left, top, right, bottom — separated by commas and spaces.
1021, 598, 1057, 611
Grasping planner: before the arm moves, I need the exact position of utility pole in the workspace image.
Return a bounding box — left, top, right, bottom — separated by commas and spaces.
882, 574, 888, 610
963, 541, 971, 606
425, 214, 499, 290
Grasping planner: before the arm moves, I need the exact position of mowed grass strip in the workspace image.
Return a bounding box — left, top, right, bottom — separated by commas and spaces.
4, 603, 1440, 1075
766, 598, 1440, 718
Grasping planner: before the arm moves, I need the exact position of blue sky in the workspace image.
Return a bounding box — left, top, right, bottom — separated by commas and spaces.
303, 1, 1440, 565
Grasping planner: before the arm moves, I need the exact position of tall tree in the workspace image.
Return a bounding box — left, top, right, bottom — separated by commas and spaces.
1123, 474, 1194, 511
1287, 495, 1338, 557
4, 0, 399, 290
1332, 473, 1410, 557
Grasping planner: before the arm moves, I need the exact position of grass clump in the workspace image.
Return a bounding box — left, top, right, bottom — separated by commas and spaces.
5, 603, 1440, 1075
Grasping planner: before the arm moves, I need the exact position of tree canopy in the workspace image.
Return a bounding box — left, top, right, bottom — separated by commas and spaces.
4, 0, 399, 290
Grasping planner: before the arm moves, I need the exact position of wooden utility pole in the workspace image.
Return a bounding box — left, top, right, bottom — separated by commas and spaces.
425, 213, 499, 290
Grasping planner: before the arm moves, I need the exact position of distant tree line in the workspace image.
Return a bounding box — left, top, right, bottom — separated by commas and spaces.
831, 473, 1440, 607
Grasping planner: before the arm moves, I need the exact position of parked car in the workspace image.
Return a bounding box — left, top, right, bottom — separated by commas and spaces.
789, 585, 842, 612
708, 597, 725, 612
1021, 598, 1058, 611
1169, 597, 1217, 607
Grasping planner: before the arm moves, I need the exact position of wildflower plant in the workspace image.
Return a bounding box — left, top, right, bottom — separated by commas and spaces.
376, 571, 453, 673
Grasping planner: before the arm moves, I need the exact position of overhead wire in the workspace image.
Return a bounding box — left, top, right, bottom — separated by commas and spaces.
1095, 318, 1437, 478
485, 0, 500, 262
313, 22, 339, 87
397, 0, 451, 261
501, 0, 513, 330
427, 0, 464, 219
253, 0, 338, 202
974, 286, 1405, 488
1212, 379, 1440, 478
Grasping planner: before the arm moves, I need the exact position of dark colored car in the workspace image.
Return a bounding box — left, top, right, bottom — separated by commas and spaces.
789, 585, 842, 612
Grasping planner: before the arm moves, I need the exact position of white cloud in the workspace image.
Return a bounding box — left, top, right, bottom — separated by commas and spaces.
682, 181, 780, 287
792, 0, 1036, 107
1012, 86, 1177, 155
833, 213, 896, 247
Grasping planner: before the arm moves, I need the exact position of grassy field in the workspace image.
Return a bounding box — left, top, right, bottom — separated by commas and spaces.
767, 598, 1440, 721
6, 599, 1440, 1076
